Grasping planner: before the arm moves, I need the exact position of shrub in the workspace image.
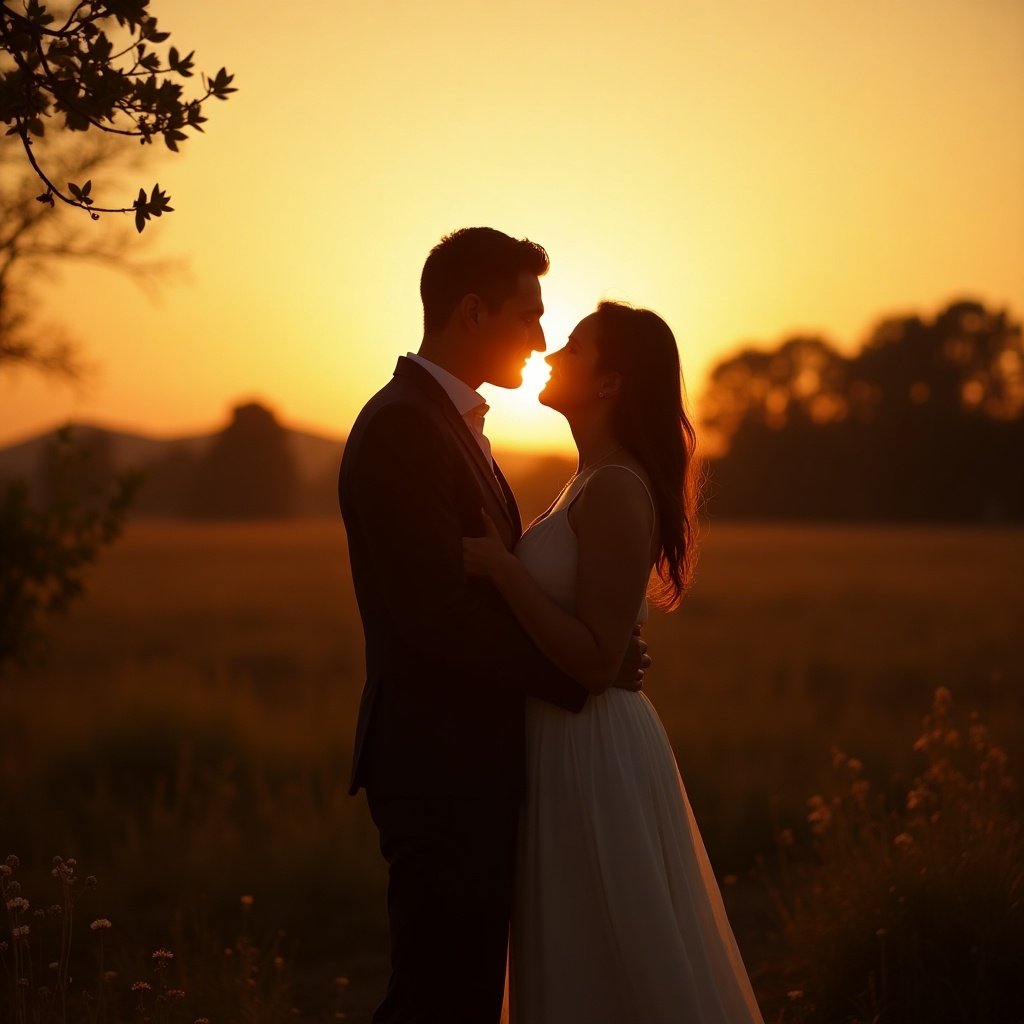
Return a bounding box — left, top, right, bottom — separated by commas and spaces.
771, 688, 1023, 1024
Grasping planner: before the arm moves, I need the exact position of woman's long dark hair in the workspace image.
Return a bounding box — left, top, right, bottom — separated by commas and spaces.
593, 301, 700, 609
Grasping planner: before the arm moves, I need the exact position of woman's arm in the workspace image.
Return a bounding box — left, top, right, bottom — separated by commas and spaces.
463, 466, 654, 694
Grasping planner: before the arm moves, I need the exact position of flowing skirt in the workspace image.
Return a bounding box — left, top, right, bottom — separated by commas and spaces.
507, 688, 764, 1024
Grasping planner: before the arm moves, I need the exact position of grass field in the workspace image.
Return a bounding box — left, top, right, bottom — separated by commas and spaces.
3, 520, 1022, 1021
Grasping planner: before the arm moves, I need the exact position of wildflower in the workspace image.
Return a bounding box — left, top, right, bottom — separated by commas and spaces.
850, 780, 871, 804
195, 1019, 211, 1024
934, 686, 952, 711
5, 855, 19, 869
152, 948, 174, 963
846, 757, 863, 774
894, 832, 915, 852
91, 918, 112, 931
85, 876, 98, 888
807, 794, 833, 834
18, 977, 29, 987
0, 865, 11, 877
49, 962, 59, 971
240, 894, 255, 907
104, 970, 118, 982
166, 989, 186, 1000
37, 986, 51, 998
787, 990, 805, 1001
51, 861, 75, 882
131, 981, 152, 992
12, 925, 30, 937
6, 897, 29, 912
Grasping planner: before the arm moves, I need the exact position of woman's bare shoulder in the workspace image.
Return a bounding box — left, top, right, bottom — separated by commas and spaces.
570, 462, 655, 533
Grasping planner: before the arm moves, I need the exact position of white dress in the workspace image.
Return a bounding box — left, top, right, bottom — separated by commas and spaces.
507, 467, 765, 1024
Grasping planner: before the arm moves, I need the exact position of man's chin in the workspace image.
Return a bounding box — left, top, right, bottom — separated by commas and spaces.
487, 370, 527, 390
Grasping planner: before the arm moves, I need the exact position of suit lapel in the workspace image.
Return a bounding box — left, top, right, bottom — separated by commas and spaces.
393, 358, 516, 535
492, 458, 523, 541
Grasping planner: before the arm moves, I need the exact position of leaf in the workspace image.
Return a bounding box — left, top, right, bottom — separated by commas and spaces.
133, 187, 149, 233
148, 183, 174, 216
210, 67, 237, 99
163, 129, 187, 152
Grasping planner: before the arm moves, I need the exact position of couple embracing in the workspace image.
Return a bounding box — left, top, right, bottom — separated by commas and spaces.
338, 227, 764, 1024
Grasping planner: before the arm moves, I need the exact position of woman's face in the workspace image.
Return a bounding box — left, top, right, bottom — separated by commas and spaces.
538, 313, 606, 412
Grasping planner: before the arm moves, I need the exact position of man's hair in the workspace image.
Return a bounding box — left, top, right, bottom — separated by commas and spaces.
420, 227, 549, 332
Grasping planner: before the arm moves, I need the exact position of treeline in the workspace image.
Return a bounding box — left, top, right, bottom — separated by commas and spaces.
11, 298, 1021, 523
700, 299, 1023, 521
19, 403, 342, 520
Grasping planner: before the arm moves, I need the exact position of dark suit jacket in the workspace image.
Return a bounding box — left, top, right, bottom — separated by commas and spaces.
339, 357, 589, 797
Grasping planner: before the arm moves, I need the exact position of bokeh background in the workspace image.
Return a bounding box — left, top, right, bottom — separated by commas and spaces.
2, 1, 1023, 1022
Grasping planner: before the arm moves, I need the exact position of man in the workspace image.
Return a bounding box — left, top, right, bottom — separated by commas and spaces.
338, 227, 648, 1023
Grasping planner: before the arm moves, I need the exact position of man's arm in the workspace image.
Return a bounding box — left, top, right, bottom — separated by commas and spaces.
345, 401, 589, 712
463, 467, 654, 694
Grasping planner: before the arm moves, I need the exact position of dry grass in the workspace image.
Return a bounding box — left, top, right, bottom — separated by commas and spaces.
2, 520, 1022, 1021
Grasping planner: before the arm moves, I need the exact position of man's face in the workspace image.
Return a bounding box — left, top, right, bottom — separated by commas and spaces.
475, 272, 546, 389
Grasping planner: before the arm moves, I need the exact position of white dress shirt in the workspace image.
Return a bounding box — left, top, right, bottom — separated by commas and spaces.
406, 352, 492, 464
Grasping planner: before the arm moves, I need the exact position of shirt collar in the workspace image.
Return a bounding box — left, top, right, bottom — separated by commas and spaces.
406, 352, 486, 418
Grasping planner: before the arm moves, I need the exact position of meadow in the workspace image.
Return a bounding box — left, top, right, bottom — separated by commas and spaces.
2, 519, 1022, 1022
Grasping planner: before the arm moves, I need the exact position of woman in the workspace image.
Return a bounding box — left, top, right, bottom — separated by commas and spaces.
463, 301, 765, 1024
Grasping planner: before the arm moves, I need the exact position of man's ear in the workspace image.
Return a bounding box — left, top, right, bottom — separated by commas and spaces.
459, 293, 485, 332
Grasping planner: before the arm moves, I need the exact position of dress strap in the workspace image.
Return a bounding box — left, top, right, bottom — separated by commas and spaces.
565, 464, 657, 541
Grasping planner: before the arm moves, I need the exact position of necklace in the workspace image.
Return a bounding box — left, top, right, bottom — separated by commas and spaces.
578, 443, 625, 476
547, 444, 626, 511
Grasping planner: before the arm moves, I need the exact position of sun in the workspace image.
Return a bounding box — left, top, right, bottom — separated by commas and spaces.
519, 351, 552, 400
482, 351, 570, 452
479, 285, 589, 454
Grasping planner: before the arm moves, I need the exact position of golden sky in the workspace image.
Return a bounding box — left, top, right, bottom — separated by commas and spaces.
2, 0, 1022, 454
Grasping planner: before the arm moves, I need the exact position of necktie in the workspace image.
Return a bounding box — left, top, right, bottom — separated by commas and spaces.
463, 402, 492, 463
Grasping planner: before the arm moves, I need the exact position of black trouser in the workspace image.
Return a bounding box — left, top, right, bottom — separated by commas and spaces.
366, 791, 520, 1024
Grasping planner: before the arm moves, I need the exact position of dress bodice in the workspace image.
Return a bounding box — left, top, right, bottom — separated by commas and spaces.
514, 466, 650, 624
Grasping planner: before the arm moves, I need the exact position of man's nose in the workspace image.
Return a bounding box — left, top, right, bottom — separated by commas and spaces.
532, 324, 546, 352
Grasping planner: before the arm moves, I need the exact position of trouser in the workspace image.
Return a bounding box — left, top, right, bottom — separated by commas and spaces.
366, 791, 520, 1024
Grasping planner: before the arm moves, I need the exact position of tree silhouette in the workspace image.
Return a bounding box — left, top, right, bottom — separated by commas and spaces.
186, 402, 298, 520
1, 0, 235, 228
1, 426, 137, 670
701, 299, 1024, 521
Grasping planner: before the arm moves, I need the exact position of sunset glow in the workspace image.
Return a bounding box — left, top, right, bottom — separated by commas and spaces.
1, 0, 1021, 455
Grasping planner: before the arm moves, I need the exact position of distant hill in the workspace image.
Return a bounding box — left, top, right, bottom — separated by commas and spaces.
0, 411, 569, 521
0, 409, 346, 519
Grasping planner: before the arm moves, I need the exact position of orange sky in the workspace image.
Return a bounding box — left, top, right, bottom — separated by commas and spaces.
2, 0, 1022, 454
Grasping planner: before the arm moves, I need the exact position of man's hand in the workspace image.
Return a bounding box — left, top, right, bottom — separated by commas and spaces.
612, 625, 650, 692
